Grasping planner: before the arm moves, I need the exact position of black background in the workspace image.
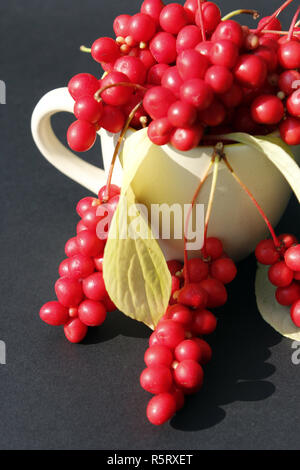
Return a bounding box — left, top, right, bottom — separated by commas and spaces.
0, 0, 300, 450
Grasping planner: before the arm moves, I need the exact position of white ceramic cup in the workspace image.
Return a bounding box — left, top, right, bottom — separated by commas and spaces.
31, 87, 297, 261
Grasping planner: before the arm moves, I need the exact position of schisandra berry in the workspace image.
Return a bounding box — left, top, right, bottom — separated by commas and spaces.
161, 66, 183, 98
255, 239, 280, 265
234, 54, 267, 89
180, 78, 214, 110
64, 318, 88, 343
284, 245, 300, 271
165, 304, 193, 327
114, 56, 147, 85
177, 49, 209, 81
159, 3, 188, 35
101, 71, 133, 106
77, 230, 105, 257
183, 258, 209, 282
171, 125, 204, 151
103, 296, 117, 313
144, 345, 174, 368
195, 1, 221, 33
68, 254, 95, 280
59, 259, 70, 277
191, 309, 217, 335
65, 237, 80, 258
146, 393, 176, 425
268, 261, 294, 287
91, 37, 120, 64
279, 117, 300, 146
220, 82, 243, 108
82, 272, 107, 301
167, 101, 197, 128
149, 331, 160, 347
78, 299, 107, 327
171, 387, 185, 411
68, 73, 100, 101
140, 365, 173, 394
155, 320, 186, 349
39, 301, 69, 326
275, 282, 300, 306
67, 120, 97, 152
199, 279, 228, 308
147, 118, 174, 145
143, 86, 176, 119
147, 63, 169, 85
129, 13, 156, 43
150, 32, 177, 64
174, 359, 204, 392
278, 41, 300, 70
99, 105, 125, 133
55, 277, 84, 307
205, 237, 223, 260
287, 89, 300, 118
205, 65, 233, 94
251, 95, 284, 125
210, 40, 239, 69
113, 14, 131, 37
175, 339, 203, 363
98, 184, 120, 202
170, 276, 181, 304
291, 300, 300, 328
194, 338, 212, 364
167, 260, 183, 276
176, 25, 202, 53
278, 233, 298, 249
177, 283, 208, 309
74, 96, 103, 124
212, 20, 244, 48
199, 99, 226, 127
278, 70, 300, 96
76, 197, 95, 217
210, 258, 237, 284
141, 0, 164, 22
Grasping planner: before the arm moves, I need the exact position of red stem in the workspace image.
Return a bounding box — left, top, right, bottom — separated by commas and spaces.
288, 5, 300, 41
197, 0, 206, 42
255, 0, 295, 34
223, 156, 280, 248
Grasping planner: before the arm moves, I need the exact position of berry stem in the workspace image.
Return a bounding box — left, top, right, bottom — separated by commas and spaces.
80, 45, 92, 53
255, 0, 295, 34
94, 82, 147, 103
222, 156, 281, 248
222, 9, 260, 21
202, 151, 222, 259
253, 29, 300, 36
104, 100, 143, 202
197, 0, 206, 42
288, 5, 300, 41
183, 158, 215, 284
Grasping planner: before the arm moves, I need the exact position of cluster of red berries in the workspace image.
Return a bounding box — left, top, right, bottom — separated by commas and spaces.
66, 0, 300, 154
255, 234, 300, 328
39, 185, 121, 342
141, 237, 237, 425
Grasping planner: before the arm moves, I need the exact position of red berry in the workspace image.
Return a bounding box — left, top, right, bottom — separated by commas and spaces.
55, 277, 84, 307
205, 65, 233, 94
177, 49, 209, 81
93, 255, 103, 272
280, 117, 300, 146
251, 95, 284, 125
183, 258, 209, 282
155, 320, 186, 349
82, 272, 107, 301
170, 276, 181, 303
149, 331, 160, 346
278, 41, 300, 70
278, 233, 298, 250
195, 1, 221, 33
287, 89, 300, 118
148, 64, 169, 85
220, 82, 243, 108
291, 300, 300, 327
175, 339, 203, 362
171, 387, 185, 411
39, 301, 69, 326
76, 197, 95, 217
74, 96, 103, 124
254, 46, 278, 73
212, 20, 244, 48
276, 282, 300, 306
67, 120, 97, 152
234, 54, 267, 89
210, 40, 239, 69
77, 230, 104, 258
278, 70, 300, 96
150, 32, 177, 64
144, 345, 174, 368
210, 258, 237, 284
143, 86, 176, 119
91, 37, 120, 64
68, 73, 100, 101
205, 237, 223, 260
258, 16, 281, 32
268, 261, 294, 287
146, 393, 176, 425
147, 118, 174, 145
101, 72, 133, 106
99, 105, 125, 133
129, 13, 156, 42
161, 66, 183, 98
167, 100, 197, 128
167, 260, 183, 276
68, 254, 95, 280
78, 299, 107, 327
174, 359, 204, 392
165, 304, 193, 327
284, 245, 300, 271
194, 338, 212, 364
113, 14, 131, 37
138, 48, 156, 70
191, 309, 217, 335
199, 99, 226, 127
59, 258, 70, 277
180, 78, 214, 110
255, 239, 280, 265
141, 0, 164, 22
199, 279, 228, 308
98, 184, 120, 202
159, 3, 188, 35
64, 318, 88, 343
65, 237, 80, 258
177, 283, 208, 309
176, 25, 202, 53
140, 365, 173, 394
195, 40, 213, 58
114, 56, 147, 85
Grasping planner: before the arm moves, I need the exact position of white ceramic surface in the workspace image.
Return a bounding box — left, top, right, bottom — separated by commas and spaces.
31, 87, 298, 261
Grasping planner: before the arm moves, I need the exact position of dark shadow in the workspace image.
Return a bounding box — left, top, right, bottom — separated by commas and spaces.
171, 255, 280, 431
82, 309, 150, 345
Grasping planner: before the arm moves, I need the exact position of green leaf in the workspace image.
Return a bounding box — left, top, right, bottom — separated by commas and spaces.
255, 263, 300, 341
103, 129, 172, 329
220, 132, 300, 203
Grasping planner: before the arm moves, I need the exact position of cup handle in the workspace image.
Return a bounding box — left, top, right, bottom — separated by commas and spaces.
31, 87, 106, 195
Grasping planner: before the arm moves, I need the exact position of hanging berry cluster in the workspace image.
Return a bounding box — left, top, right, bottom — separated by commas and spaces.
66, 0, 300, 153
